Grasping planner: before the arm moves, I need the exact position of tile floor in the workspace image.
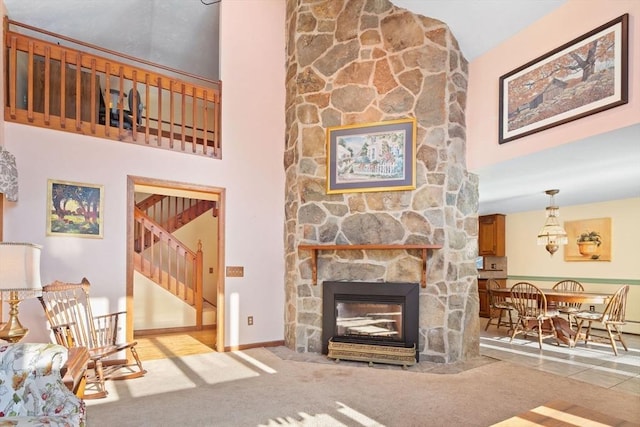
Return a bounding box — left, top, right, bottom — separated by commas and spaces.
480, 321, 640, 397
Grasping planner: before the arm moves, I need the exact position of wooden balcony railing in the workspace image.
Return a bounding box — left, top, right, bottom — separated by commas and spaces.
3, 18, 222, 158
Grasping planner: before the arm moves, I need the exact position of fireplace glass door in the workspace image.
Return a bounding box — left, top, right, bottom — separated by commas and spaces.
335, 300, 404, 342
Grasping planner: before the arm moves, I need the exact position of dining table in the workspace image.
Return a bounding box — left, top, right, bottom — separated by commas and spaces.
490, 287, 614, 346
491, 287, 613, 305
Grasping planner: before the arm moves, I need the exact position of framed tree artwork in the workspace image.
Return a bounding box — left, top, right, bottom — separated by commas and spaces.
46, 179, 104, 238
499, 14, 628, 144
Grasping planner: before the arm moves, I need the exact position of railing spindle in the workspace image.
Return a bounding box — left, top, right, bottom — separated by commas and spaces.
27, 41, 35, 122
202, 90, 209, 156
132, 69, 138, 140
191, 87, 197, 153
180, 83, 187, 151
9, 36, 17, 119
156, 77, 163, 147
105, 62, 111, 137
90, 58, 97, 133
144, 73, 150, 144
118, 66, 125, 136
74, 52, 81, 130
44, 47, 51, 124
169, 80, 175, 149
60, 51, 67, 128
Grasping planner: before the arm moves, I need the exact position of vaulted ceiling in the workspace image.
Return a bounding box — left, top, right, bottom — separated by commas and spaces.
4, 0, 638, 214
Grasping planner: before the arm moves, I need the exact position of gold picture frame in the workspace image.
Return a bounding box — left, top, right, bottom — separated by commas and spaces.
564, 217, 611, 261
46, 179, 104, 238
326, 118, 416, 194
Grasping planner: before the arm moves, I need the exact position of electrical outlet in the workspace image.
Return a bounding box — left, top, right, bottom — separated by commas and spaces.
589, 305, 595, 312
247, 316, 254, 326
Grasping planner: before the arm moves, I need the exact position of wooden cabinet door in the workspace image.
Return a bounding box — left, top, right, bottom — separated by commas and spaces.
479, 214, 505, 256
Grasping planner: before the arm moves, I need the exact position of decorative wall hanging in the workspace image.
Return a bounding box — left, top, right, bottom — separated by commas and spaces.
46, 179, 104, 238
326, 118, 416, 194
564, 217, 611, 261
499, 14, 628, 144
0, 146, 18, 201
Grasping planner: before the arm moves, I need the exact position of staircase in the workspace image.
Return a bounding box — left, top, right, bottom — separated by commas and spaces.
133, 195, 217, 328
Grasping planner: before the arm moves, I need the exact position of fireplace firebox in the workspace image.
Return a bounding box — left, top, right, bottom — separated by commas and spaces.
322, 281, 419, 362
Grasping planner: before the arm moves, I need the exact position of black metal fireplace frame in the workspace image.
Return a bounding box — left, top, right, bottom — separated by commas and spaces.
322, 281, 419, 360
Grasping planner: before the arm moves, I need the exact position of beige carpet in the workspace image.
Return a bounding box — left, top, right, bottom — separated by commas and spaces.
85, 347, 640, 427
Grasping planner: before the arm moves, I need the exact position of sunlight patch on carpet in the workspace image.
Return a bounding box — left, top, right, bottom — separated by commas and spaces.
85, 351, 261, 406
258, 402, 385, 427
233, 350, 277, 374
337, 401, 385, 426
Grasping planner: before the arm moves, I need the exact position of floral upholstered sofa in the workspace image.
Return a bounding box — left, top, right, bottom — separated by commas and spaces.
0, 343, 86, 426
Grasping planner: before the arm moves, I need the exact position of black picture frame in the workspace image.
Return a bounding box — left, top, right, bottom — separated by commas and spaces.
499, 14, 628, 144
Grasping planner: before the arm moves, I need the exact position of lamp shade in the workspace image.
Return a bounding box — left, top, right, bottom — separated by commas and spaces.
536, 189, 568, 256
0, 242, 42, 290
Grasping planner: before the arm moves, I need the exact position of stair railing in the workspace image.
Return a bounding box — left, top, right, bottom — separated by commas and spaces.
4, 18, 222, 158
133, 207, 203, 325
136, 195, 217, 234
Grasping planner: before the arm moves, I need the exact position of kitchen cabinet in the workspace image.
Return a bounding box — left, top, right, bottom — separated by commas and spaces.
479, 214, 505, 256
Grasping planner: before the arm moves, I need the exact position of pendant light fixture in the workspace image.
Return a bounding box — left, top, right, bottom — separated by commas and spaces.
537, 189, 568, 256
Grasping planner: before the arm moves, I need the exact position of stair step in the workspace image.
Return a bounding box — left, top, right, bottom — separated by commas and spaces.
203, 302, 216, 326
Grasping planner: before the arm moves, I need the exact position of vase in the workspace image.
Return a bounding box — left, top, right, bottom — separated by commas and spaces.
578, 241, 598, 256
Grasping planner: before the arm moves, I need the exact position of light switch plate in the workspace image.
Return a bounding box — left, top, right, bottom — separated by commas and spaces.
226, 266, 244, 277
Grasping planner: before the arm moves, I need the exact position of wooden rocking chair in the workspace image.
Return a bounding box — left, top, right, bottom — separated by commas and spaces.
38, 278, 146, 398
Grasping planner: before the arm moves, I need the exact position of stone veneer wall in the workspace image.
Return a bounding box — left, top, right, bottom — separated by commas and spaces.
284, 0, 480, 363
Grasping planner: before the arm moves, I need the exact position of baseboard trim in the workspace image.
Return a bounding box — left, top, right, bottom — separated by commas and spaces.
134, 324, 215, 337
224, 340, 285, 352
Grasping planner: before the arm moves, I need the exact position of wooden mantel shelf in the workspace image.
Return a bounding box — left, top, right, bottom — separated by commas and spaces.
298, 244, 442, 288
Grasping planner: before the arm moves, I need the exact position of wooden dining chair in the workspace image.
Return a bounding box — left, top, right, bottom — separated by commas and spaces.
509, 282, 559, 349
552, 279, 584, 328
573, 285, 629, 356
484, 279, 514, 331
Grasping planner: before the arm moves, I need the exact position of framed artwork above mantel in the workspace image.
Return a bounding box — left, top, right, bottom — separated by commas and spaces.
326, 118, 416, 194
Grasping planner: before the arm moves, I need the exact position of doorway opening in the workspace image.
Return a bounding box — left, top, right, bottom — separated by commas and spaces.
126, 175, 225, 351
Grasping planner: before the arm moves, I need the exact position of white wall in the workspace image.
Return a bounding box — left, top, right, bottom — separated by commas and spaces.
505, 198, 640, 334
2, 0, 286, 348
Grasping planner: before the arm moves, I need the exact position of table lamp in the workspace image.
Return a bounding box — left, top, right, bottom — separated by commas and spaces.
0, 242, 42, 342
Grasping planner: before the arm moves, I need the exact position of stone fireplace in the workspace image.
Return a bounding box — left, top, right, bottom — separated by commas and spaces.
284, 0, 480, 363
